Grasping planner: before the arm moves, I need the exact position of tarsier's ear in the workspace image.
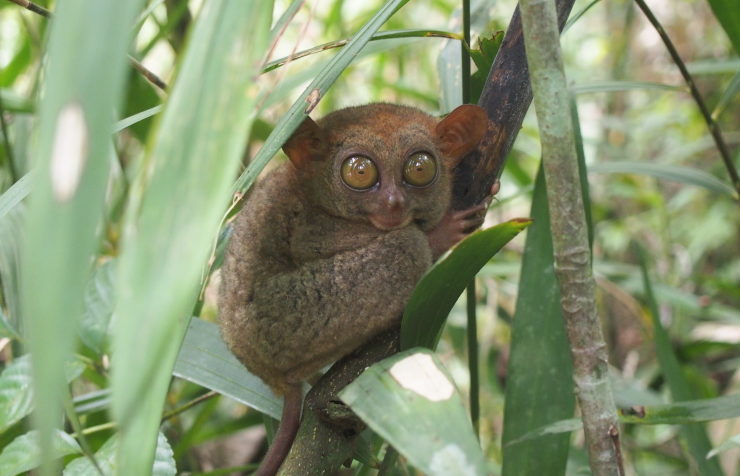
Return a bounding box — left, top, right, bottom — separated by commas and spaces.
282, 116, 326, 169
435, 105, 488, 166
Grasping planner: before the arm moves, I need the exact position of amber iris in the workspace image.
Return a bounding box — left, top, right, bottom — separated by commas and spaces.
341, 156, 378, 190
403, 152, 437, 187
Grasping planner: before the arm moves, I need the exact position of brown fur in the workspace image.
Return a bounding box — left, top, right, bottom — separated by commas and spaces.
219, 103, 487, 394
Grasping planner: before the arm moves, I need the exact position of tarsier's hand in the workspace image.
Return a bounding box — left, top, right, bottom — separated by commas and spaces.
426, 180, 501, 259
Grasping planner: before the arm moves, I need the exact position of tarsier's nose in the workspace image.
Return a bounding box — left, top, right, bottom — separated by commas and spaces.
385, 189, 406, 212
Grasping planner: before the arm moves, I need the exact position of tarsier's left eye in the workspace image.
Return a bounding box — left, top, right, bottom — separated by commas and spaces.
403, 152, 437, 187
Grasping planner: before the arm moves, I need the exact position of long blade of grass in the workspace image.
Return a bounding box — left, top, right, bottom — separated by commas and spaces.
501, 168, 575, 476
18, 3, 146, 474
589, 161, 737, 198
636, 248, 723, 475
110, 2, 273, 474
232, 0, 411, 196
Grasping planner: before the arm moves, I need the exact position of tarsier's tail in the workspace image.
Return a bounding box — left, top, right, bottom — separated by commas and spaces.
254, 384, 303, 476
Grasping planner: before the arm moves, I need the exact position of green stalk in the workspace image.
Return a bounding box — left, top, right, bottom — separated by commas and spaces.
518, 0, 623, 474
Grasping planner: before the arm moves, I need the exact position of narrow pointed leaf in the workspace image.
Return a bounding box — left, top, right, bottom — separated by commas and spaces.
400, 219, 530, 350
501, 168, 574, 476
63, 432, 176, 476
110, 2, 273, 474
18, 3, 146, 473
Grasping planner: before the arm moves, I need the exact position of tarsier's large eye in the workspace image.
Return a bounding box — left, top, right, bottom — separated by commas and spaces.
403, 152, 437, 187
341, 156, 378, 190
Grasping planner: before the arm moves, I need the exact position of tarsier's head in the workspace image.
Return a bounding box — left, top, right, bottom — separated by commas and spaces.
282, 103, 487, 231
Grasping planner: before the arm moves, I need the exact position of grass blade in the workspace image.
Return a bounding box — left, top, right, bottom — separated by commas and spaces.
400, 219, 530, 350
501, 168, 575, 476
110, 2, 273, 473
589, 161, 737, 197
232, 0, 411, 196
18, 3, 146, 473
637, 248, 723, 475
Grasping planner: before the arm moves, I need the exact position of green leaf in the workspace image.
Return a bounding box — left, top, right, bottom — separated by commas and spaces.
400, 219, 530, 350
18, 3, 147, 474
470, 32, 503, 104
708, 433, 740, 459
78, 260, 116, 354
570, 80, 683, 94
113, 105, 163, 133
706, 0, 740, 54
0, 172, 31, 221
637, 251, 723, 475
109, 2, 274, 474
501, 167, 575, 476
340, 349, 488, 476
0, 89, 33, 114
712, 69, 740, 119
620, 393, 740, 425
505, 418, 583, 447
0, 430, 81, 476
589, 161, 737, 198
63, 432, 176, 476
173, 318, 281, 419
0, 203, 23, 336
232, 0, 411, 195
0, 354, 85, 433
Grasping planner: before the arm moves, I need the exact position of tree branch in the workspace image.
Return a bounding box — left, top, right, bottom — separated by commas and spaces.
518, 0, 622, 473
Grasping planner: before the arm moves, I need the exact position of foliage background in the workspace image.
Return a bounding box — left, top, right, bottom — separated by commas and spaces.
0, 0, 738, 474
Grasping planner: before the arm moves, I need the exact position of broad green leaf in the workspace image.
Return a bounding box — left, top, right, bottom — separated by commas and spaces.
79, 260, 116, 354
708, 433, 740, 459
63, 432, 176, 476
232, 0, 411, 195
400, 219, 530, 350
570, 80, 683, 94
18, 3, 147, 474
0, 430, 81, 476
110, 2, 273, 474
470, 32, 503, 104
173, 318, 281, 419
620, 393, 740, 425
340, 349, 488, 476
706, 0, 740, 54
0, 354, 85, 432
589, 161, 737, 198
638, 251, 723, 475
501, 167, 574, 476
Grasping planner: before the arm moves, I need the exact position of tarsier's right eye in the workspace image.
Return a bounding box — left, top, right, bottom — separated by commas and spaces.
341, 156, 378, 190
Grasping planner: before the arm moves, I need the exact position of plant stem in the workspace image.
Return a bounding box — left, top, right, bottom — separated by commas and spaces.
518, 0, 623, 474
466, 280, 480, 438
633, 0, 740, 198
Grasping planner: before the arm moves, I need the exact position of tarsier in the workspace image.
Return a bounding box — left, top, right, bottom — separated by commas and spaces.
219, 103, 494, 475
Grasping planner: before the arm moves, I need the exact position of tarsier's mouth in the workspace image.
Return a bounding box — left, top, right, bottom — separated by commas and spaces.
368, 214, 412, 231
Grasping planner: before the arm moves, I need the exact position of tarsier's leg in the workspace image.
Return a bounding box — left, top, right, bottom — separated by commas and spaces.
251, 226, 431, 378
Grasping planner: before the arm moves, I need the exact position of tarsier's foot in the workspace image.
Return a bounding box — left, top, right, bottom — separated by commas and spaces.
426, 180, 500, 258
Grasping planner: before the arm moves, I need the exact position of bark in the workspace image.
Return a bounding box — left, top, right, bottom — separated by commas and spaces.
281, 0, 578, 473
518, 0, 623, 474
